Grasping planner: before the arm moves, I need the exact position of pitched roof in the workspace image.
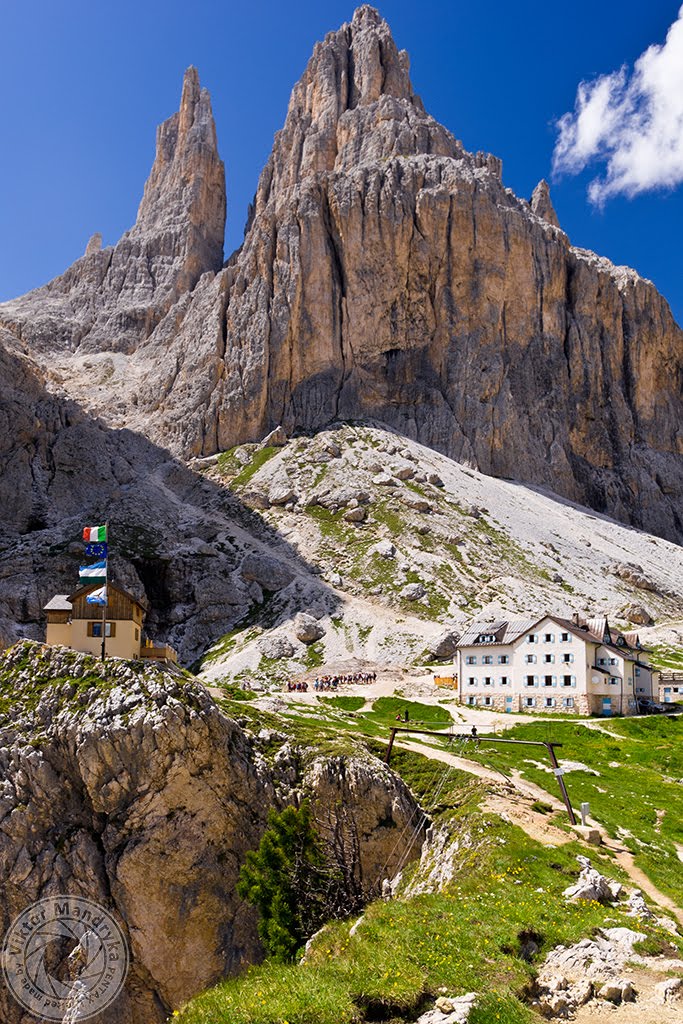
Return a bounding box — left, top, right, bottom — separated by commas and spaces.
43, 594, 72, 611
458, 618, 540, 647
68, 582, 148, 611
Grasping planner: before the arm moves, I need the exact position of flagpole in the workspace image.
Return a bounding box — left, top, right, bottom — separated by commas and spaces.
101, 521, 109, 662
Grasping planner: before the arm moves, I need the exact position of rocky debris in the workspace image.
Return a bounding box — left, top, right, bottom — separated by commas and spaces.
416, 993, 477, 1024
344, 505, 367, 523
372, 540, 396, 559
0, 642, 424, 1024
533, 928, 649, 1017
562, 855, 621, 903
597, 979, 636, 1004
373, 473, 398, 487
655, 978, 683, 1004
257, 634, 295, 659
530, 179, 560, 228
294, 613, 326, 643
393, 465, 416, 481
401, 582, 426, 601
626, 889, 653, 918
261, 425, 289, 447
269, 482, 298, 506
240, 551, 295, 591
403, 494, 432, 512
428, 630, 460, 659
620, 603, 655, 626
427, 473, 445, 488
613, 563, 660, 593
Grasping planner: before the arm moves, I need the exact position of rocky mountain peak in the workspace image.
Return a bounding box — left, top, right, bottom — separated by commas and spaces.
135, 65, 225, 273
0, 66, 226, 355
530, 178, 560, 228
254, 4, 463, 204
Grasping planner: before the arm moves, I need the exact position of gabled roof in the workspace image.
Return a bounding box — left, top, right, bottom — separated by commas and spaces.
68, 581, 148, 611
43, 594, 72, 612
458, 618, 540, 647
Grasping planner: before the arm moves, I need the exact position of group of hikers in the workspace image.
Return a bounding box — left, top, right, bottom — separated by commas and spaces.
285, 671, 378, 693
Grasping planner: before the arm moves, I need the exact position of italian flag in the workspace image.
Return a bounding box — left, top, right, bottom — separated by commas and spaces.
83, 525, 107, 542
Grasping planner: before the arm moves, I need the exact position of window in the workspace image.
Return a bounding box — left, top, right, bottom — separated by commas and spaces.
560, 632, 571, 642
135, 628, 139, 641
468, 677, 477, 687
467, 695, 476, 706
563, 697, 574, 708
478, 633, 496, 643
635, 668, 641, 677
498, 654, 509, 665
597, 657, 607, 666
88, 621, 115, 638
527, 634, 538, 643
636, 687, 644, 694
545, 697, 555, 707
465, 655, 477, 665
483, 696, 492, 706
525, 654, 537, 664
609, 677, 619, 686
563, 675, 572, 686
609, 657, 617, 666
544, 633, 554, 643
482, 655, 493, 665
562, 653, 574, 663
544, 675, 553, 686
500, 676, 509, 686
544, 653, 554, 663
526, 675, 536, 686
525, 697, 536, 707
483, 676, 493, 686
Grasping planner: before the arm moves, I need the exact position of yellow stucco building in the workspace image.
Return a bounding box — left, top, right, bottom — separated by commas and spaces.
44, 583, 176, 663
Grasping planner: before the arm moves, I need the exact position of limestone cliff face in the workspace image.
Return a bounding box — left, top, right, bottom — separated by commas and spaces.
0, 5, 681, 545
0, 642, 422, 1023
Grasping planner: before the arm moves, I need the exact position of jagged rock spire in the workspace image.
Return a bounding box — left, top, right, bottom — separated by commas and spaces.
255, 4, 462, 204
530, 179, 560, 228
136, 66, 226, 275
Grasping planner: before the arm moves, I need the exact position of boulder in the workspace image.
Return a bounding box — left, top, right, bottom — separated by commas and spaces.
257, 634, 295, 660
428, 631, 460, 659
372, 540, 396, 559
240, 552, 294, 591
416, 992, 477, 1024
427, 473, 445, 487
344, 506, 366, 523
373, 473, 398, 487
620, 603, 654, 626
261, 425, 288, 447
403, 495, 432, 512
655, 978, 683, 1004
401, 583, 426, 601
294, 613, 326, 643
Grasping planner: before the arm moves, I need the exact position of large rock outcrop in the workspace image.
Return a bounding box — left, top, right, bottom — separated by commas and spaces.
0, 642, 423, 1023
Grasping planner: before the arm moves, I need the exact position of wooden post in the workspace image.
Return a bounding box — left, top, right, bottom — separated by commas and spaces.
385, 728, 397, 765
545, 742, 577, 824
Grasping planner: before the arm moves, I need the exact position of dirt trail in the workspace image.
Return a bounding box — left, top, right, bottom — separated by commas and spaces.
397, 738, 683, 926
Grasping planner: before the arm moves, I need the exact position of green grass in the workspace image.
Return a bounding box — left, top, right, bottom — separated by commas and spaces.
176, 749, 678, 1024
362, 697, 453, 729
448, 717, 683, 907
650, 643, 683, 672
318, 696, 366, 712
231, 446, 280, 487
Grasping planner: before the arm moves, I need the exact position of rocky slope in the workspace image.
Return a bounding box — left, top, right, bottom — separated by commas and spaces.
195, 424, 683, 688
1, 6, 681, 546
0, 642, 422, 1023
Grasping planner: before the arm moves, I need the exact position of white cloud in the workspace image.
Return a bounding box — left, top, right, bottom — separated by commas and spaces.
553, 6, 683, 204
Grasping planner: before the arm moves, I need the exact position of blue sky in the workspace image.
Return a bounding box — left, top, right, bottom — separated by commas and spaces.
1, 0, 682, 323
